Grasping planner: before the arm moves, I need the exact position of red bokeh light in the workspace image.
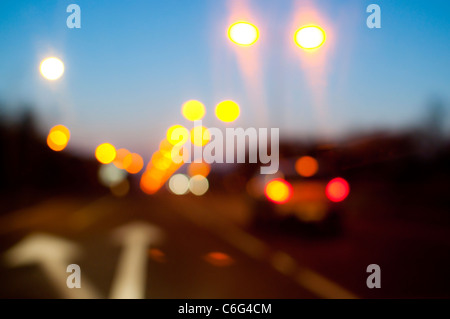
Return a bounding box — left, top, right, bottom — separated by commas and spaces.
326, 177, 350, 202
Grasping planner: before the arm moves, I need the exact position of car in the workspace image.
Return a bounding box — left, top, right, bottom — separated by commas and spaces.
247, 156, 350, 236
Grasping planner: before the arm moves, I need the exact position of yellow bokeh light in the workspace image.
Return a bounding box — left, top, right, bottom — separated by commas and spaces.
294, 25, 326, 50
95, 143, 117, 164
47, 125, 70, 151
166, 125, 189, 146
151, 151, 173, 170
190, 126, 210, 147
264, 179, 293, 204
215, 100, 240, 123
159, 139, 174, 158
182, 100, 206, 121
295, 156, 319, 177
40, 57, 65, 80
228, 21, 259, 46
49, 131, 67, 146
47, 136, 65, 151
50, 125, 70, 141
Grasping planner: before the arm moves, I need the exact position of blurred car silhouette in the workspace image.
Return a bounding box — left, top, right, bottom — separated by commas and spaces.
247, 156, 350, 236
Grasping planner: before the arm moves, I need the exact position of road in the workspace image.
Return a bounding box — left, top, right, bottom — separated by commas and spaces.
0, 193, 448, 299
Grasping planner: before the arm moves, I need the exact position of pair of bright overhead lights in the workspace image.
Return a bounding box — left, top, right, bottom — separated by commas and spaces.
228, 21, 326, 50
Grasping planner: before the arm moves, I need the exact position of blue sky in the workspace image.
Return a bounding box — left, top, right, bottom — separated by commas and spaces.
0, 0, 449, 157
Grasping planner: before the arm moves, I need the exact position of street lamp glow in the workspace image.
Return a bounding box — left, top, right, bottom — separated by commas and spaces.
39, 57, 65, 80
215, 100, 240, 123
95, 143, 117, 164
294, 25, 326, 50
228, 21, 259, 46
182, 100, 206, 121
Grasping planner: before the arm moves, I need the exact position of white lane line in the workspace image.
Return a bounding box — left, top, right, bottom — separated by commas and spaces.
270, 251, 297, 276
168, 197, 359, 299
296, 268, 358, 299
109, 221, 164, 299
215, 223, 268, 260
3, 233, 102, 299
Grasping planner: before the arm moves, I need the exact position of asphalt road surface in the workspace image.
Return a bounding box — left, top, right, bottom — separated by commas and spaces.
0, 193, 449, 299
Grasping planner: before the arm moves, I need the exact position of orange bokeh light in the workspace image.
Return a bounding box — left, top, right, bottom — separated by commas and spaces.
148, 248, 166, 263
187, 162, 211, 177
326, 178, 350, 202
140, 171, 163, 194
47, 125, 70, 151
151, 151, 174, 170
295, 156, 319, 177
264, 178, 293, 204
204, 252, 234, 267
113, 148, 131, 169
123, 153, 144, 174
159, 139, 173, 156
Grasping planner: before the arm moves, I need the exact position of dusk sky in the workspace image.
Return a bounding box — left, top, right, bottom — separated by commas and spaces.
1, 0, 449, 157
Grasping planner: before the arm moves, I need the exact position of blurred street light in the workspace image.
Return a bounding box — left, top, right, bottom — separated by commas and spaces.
215, 100, 240, 123
95, 143, 117, 164
47, 125, 70, 151
40, 57, 65, 80
182, 100, 206, 121
294, 25, 326, 50
228, 21, 259, 46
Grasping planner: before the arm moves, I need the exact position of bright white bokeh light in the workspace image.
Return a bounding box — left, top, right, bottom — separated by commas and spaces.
228, 22, 259, 46
189, 175, 209, 196
168, 174, 190, 195
98, 163, 127, 187
40, 57, 65, 80
294, 26, 326, 50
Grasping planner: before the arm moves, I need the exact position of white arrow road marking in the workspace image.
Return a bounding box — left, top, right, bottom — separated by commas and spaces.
2, 233, 102, 299
109, 221, 164, 299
